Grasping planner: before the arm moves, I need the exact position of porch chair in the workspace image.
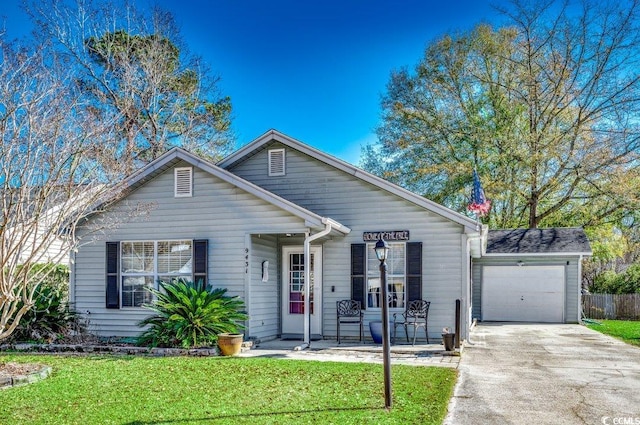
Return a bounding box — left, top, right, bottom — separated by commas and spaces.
336, 300, 364, 344
392, 300, 430, 345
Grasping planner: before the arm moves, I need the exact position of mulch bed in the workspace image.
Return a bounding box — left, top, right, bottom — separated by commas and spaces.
0, 362, 43, 377
0, 362, 52, 389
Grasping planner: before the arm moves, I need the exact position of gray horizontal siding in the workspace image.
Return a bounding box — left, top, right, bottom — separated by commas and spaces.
75, 143, 475, 341
473, 256, 581, 323
249, 234, 279, 340
229, 143, 468, 341
472, 260, 482, 320
73, 163, 311, 338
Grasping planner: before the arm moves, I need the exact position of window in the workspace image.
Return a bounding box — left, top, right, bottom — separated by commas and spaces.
120, 240, 193, 307
287, 253, 315, 314
174, 167, 192, 197
366, 242, 406, 309
268, 148, 285, 176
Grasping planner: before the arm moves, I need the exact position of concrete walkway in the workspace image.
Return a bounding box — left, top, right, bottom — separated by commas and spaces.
444, 323, 640, 425
237, 338, 461, 367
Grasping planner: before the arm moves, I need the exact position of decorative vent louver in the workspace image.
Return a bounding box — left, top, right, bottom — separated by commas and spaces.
174, 167, 193, 197
268, 149, 285, 176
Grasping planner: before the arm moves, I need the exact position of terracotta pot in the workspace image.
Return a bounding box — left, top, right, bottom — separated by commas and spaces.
217, 333, 244, 356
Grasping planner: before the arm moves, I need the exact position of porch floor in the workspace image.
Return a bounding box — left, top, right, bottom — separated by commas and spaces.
238, 338, 461, 368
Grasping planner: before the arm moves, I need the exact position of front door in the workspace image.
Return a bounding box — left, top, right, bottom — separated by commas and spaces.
281, 246, 322, 338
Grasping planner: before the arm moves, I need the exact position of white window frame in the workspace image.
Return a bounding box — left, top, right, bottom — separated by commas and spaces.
174, 167, 193, 197
366, 242, 406, 310
268, 148, 286, 176
120, 240, 193, 308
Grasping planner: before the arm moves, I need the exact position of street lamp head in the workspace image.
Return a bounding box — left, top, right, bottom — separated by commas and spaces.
374, 238, 390, 261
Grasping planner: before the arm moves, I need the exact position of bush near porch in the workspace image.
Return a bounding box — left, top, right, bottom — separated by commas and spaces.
0, 355, 456, 424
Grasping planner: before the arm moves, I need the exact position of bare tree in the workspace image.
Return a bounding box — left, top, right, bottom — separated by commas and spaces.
1, 0, 227, 341
0, 35, 141, 341
368, 0, 640, 230
26, 0, 234, 172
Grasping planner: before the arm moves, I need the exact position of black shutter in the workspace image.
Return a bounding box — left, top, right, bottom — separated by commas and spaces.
193, 239, 208, 286
406, 242, 422, 303
351, 243, 366, 310
106, 242, 120, 309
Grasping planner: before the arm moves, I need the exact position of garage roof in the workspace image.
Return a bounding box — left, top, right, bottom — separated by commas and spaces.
486, 228, 592, 255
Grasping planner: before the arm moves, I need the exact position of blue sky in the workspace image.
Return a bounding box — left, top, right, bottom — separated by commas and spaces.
2, 0, 499, 164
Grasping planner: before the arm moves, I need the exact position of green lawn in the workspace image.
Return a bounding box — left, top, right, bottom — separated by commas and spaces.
0, 355, 456, 425
586, 320, 640, 346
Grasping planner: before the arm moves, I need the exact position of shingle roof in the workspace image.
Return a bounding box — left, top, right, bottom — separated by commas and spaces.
486, 228, 592, 255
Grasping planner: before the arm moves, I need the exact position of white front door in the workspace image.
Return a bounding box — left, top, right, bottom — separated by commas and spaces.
281, 246, 322, 337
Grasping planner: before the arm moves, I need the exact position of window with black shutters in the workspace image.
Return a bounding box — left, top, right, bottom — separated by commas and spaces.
351, 241, 422, 311
106, 239, 208, 308
366, 242, 406, 309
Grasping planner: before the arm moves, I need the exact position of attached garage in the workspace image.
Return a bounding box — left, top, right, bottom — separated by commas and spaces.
473, 228, 592, 324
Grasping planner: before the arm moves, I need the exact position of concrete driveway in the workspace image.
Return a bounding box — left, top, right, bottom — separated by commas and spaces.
445, 323, 640, 425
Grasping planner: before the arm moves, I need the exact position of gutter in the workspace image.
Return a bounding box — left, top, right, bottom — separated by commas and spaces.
295, 220, 342, 351
322, 217, 351, 235
481, 251, 593, 257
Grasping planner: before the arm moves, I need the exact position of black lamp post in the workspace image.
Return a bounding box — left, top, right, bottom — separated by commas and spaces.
374, 238, 392, 409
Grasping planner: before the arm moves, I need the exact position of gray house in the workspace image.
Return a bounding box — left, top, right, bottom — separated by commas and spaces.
69, 130, 590, 343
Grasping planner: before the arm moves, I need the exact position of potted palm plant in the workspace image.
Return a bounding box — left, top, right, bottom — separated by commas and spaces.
138, 279, 248, 354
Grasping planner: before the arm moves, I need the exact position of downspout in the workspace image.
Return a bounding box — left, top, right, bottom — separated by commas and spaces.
461, 234, 471, 345
578, 255, 583, 323
295, 220, 334, 351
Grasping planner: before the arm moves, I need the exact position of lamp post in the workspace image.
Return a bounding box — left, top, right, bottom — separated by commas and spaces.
374, 238, 392, 409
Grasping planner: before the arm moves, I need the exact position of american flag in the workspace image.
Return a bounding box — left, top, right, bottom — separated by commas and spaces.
468, 169, 491, 217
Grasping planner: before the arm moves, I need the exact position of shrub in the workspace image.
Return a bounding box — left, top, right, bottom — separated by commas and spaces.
9, 263, 79, 343
619, 264, 640, 294
590, 270, 619, 294
589, 264, 640, 294
137, 278, 248, 349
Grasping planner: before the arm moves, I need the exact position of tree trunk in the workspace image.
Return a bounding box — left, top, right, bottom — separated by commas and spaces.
528, 192, 539, 229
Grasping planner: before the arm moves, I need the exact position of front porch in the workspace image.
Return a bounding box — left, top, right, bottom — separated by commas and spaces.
238, 338, 461, 368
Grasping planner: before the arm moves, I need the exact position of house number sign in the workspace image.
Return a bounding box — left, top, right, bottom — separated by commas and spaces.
362, 230, 410, 242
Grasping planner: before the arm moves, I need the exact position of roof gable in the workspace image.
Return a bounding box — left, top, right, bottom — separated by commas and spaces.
118, 147, 350, 234
218, 129, 480, 232
486, 228, 592, 255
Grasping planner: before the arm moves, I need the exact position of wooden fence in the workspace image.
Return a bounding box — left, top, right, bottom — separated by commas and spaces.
582, 294, 640, 320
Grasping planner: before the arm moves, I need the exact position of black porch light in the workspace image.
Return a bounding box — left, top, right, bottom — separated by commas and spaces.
374, 238, 390, 261
375, 238, 392, 409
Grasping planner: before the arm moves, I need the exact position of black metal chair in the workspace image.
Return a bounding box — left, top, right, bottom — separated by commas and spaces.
336, 300, 364, 344
392, 300, 430, 345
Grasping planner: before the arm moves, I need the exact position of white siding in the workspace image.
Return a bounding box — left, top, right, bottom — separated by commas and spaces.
228, 143, 468, 341
73, 162, 310, 338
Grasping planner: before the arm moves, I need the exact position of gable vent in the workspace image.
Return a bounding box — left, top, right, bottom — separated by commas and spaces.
268, 148, 285, 176
174, 167, 193, 197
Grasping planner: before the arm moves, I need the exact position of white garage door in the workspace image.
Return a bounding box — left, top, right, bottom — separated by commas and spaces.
482, 266, 565, 322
